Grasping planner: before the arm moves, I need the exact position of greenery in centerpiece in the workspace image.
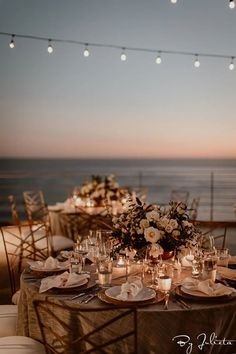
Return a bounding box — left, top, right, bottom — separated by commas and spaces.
78, 174, 129, 206
111, 197, 200, 258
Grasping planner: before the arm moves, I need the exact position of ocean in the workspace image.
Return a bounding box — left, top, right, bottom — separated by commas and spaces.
0, 158, 236, 224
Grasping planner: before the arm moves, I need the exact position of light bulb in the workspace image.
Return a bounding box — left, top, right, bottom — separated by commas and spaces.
83, 45, 90, 57
9, 35, 15, 49
194, 55, 200, 68
171, 0, 177, 3
155, 54, 162, 64
121, 50, 127, 61
229, 58, 235, 70
229, 0, 235, 9
47, 40, 53, 54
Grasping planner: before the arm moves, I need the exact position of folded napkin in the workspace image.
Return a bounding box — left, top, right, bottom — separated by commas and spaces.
181, 277, 235, 296
116, 276, 143, 300
28, 256, 68, 270
39, 271, 90, 293
217, 266, 236, 280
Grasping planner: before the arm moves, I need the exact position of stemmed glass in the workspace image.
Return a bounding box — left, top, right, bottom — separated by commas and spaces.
145, 244, 162, 289
74, 240, 89, 273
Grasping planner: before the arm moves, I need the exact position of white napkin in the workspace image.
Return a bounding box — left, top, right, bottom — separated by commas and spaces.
217, 266, 236, 280
28, 256, 68, 270
181, 277, 235, 296
116, 276, 143, 300
39, 271, 90, 293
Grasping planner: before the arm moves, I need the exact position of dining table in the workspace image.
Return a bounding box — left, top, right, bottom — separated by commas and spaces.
16, 260, 236, 354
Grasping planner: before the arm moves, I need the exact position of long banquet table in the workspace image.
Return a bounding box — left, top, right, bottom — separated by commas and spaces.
17, 265, 236, 354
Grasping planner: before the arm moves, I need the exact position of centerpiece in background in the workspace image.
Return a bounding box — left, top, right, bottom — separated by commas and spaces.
74, 174, 130, 208
111, 197, 199, 259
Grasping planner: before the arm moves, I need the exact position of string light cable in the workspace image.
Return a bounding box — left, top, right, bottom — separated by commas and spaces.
0, 31, 235, 69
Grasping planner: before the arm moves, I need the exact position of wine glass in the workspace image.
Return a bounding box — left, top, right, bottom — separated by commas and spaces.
76, 240, 89, 273
145, 244, 162, 289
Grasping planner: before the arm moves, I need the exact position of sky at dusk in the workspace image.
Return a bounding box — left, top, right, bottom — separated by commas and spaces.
0, 0, 236, 159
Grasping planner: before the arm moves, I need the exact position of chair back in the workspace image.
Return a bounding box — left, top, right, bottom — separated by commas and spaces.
193, 220, 236, 249
8, 195, 21, 226
23, 190, 48, 223
1, 224, 50, 295
188, 197, 200, 221
170, 190, 189, 204
59, 211, 114, 241
33, 298, 138, 354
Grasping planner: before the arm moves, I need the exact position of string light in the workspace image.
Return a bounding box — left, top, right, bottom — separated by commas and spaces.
229, 57, 235, 70
155, 52, 162, 64
47, 39, 53, 54
120, 48, 127, 61
83, 44, 90, 57
194, 55, 200, 68
9, 34, 15, 48
1, 31, 236, 71
229, 0, 235, 9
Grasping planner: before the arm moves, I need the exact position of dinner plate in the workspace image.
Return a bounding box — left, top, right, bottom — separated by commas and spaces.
218, 269, 236, 282
105, 286, 156, 302
177, 285, 235, 300
98, 289, 164, 306
30, 264, 69, 273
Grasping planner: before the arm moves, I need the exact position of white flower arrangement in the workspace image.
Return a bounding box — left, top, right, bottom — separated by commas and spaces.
78, 174, 129, 206
111, 197, 200, 256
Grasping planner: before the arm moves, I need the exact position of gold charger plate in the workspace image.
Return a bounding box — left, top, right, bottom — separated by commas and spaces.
50, 278, 97, 293
175, 285, 236, 302
98, 288, 165, 306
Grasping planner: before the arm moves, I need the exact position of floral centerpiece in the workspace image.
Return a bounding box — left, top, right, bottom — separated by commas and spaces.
77, 174, 129, 207
111, 197, 199, 258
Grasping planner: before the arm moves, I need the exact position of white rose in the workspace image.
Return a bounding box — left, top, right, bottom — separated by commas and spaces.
182, 220, 192, 228
165, 224, 173, 233
172, 230, 180, 238
144, 227, 162, 244
169, 219, 178, 229
159, 217, 169, 228
146, 210, 160, 222
140, 219, 149, 229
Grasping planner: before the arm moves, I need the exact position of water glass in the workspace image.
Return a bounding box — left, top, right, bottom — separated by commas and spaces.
97, 256, 113, 287
216, 248, 229, 267
202, 256, 218, 282
70, 251, 83, 274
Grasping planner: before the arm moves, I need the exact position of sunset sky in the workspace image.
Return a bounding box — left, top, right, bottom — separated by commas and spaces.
0, 0, 236, 159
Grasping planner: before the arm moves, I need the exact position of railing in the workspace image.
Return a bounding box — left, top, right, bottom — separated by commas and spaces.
0, 168, 236, 223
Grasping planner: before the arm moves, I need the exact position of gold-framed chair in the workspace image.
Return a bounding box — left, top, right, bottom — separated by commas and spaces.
1, 224, 49, 299
193, 220, 236, 249
188, 197, 200, 221
8, 195, 50, 261
170, 190, 189, 204
23, 190, 74, 254
59, 211, 114, 241
33, 298, 138, 354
